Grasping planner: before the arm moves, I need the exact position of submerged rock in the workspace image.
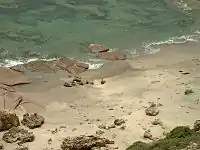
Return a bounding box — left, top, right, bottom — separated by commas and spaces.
3, 127, 35, 144
88, 44, 109, 53
61, 135, 114, 150
0, 111, 20, 132
21, 113, 44, 129
145, 102, 159, 116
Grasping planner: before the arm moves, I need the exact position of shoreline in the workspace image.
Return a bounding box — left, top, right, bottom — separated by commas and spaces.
1, 41, 200, 149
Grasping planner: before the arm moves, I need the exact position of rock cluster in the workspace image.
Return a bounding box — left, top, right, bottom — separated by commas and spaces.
2, 127, 35, 144
61, 135, 114, 150
21, 113, 44, 129
0, 111, 20, 131
64, 76, 94, 87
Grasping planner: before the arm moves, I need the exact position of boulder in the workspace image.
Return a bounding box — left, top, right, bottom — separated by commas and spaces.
145, 102, 159, 116
0, 111, 20, 132
61, 135, 114, 150
114, 119, 125, 126
21, 113, 44, 129
0, 67, 31, 86
97, 51, 126, 61
2, 127, 35, 144
88, 44, 109, 53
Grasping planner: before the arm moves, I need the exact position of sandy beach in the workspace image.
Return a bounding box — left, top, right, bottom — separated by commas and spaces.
1, 41, 200, 150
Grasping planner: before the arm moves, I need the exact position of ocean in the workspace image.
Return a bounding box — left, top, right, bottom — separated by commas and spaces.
0, 0, 200, 68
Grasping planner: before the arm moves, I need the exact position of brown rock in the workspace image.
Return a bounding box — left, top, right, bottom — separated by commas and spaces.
0, 67, 31, 86
56, 58, 89, 74
0, 111, 20, 132
23, 61, 56, 73
97, 51, 126, 61
3, 127, 35, 144
88, 44, 109, 53
21, 113, 44, 129
145, 102, 159, 116
61, 135, 114, 150
114, 119, 125, 126
194, 120, 200, 131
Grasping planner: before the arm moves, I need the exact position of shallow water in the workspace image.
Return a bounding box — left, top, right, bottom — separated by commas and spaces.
0, 0, 200, 66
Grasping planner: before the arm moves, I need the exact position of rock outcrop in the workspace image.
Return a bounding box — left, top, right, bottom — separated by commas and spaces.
61, 135, 114, 150
21, 113, 44, 129
0, 67, 31, 86
3, 127, 35, 144
0, 111, 20, 132
20, 58, 89, 74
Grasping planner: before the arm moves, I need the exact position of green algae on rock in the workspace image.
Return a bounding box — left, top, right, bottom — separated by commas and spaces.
126, 126, 200, 150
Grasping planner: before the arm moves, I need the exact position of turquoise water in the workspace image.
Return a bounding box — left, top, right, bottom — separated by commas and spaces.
0, 0, 200, 66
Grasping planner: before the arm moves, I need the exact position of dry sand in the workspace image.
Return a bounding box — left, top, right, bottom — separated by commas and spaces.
1, 42, 200, 150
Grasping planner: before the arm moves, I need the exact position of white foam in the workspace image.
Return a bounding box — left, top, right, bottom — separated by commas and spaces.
143, 34, 199, 54
175, 0, 192, 11
87, 63, 103, 69
0, 57, 59, 68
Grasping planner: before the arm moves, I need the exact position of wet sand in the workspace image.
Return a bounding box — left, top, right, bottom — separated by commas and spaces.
1, 41, 200, 150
